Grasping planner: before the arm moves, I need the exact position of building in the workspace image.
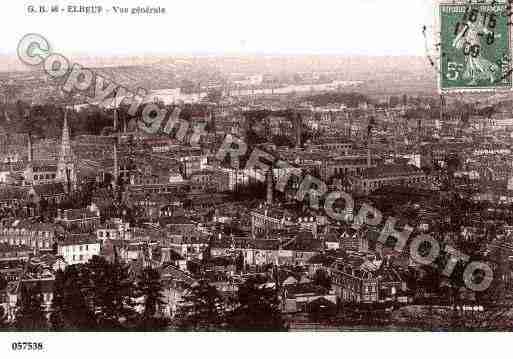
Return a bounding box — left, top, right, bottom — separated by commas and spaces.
56, 208, 100, 233
307, 139, 353, 154
330, 256, 407, 304
0, 244, 32, 262
351, 164, 429, 195
250, 207, 297, 236
189, 170, 230, 193
23, 113, 77, 192
28, 182, 66, 205
55, 112, 77, 193
0, 187, 28, 209
96, 218, 130, 244
0, 220, 57, 251
326, 154, 381, 179
281, 283, 336, 313
24, 162, 58, 186
57, 234, 101, 265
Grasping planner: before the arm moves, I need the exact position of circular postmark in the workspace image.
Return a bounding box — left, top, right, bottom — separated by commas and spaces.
424, 0, 513, 93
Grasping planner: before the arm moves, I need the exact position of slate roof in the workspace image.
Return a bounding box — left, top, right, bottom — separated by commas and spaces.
283, 283, 329, 298
20, 278, 54, 294
307, 253, 334, 265
32, 183, 65, 196
159, 264, 196, 286
0, 187, 28, 201
58, 234, 99, 246
359, 164, 424, 180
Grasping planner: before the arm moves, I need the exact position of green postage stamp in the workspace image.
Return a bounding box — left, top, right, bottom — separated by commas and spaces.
439, 1, 513, 93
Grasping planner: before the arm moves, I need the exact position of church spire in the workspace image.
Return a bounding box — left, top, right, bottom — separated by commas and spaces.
57, 108, 76, 192
59, 109, 73, 162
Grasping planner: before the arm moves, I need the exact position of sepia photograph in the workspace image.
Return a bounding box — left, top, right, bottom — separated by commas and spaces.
0, 0, 512, 356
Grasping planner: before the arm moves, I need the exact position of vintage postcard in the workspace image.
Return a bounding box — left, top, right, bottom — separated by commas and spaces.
0, 0, 512, 357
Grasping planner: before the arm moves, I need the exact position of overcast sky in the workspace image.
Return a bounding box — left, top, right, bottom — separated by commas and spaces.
1, 0, 434, 56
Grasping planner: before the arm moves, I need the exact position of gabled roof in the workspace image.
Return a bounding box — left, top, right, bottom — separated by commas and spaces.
159, 264, 196, 286
282, 233, 322, 252
282, 275, 298, 286
8, 219, 60, 232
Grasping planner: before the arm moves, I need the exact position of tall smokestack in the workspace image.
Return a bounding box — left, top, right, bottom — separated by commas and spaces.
295, 113, 302, 149
113, 107, 118, 132
367, 119, 373, 167
113, 141, 119, 194
27, 133, 33, 163
266, 169, 273, 205
367, 142, 371, 167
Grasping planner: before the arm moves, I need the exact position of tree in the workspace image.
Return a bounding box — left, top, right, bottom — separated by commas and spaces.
0, 274, 7, 291
272, 135, 293, 148
227, 277, 286, 331
49, 269, 66, 330
137, 267, 164, 318
136, 267, 168, 330
175, 280, 226, 331
0, 275, 8, 329
235, 252, 245, 273
0, 306, 7, 330
88, 256, 136, 330
50, 266, 97, 331
312, 269, 332, 290
14, 284, 48, 331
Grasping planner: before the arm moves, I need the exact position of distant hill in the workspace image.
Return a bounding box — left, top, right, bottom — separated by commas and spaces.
0, 54, 437, 96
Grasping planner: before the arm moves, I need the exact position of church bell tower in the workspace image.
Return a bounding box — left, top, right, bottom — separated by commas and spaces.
56, 110, 76, 192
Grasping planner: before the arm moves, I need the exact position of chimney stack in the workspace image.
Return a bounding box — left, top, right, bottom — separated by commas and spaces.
295, 113, 302, 149
367, 143, 372, 167
266, 169, 273, 206
27, 133, 33, 164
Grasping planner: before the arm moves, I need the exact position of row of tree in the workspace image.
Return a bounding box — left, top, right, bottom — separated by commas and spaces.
175, 276, 286, 331
2, 257, 288, 332
8, 256, 167, 331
